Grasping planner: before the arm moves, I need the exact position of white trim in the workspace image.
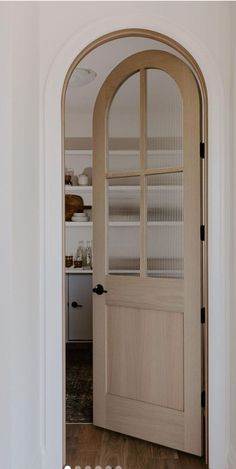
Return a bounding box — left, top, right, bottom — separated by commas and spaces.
41, 14, 230, 469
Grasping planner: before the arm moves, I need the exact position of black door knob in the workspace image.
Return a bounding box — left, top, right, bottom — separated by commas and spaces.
71, 301, 83, 308
92, 284, 107, 295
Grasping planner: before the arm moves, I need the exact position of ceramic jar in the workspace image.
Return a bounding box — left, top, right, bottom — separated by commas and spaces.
78, 173, 89, 186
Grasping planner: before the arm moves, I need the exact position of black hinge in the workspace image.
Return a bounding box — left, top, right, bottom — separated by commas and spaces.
200, 142, 205, 159
201, 390, 206, 408
200, 225, 205, 241
201, 307, 205, 324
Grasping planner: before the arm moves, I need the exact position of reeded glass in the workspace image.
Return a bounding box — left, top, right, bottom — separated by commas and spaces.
108, 177, 140, 275
108, 73, 140, 172
146, 172, 184, 278
146, 69, 183, 169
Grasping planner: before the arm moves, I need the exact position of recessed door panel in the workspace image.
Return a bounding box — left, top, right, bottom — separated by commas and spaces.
107, 305, 184, 410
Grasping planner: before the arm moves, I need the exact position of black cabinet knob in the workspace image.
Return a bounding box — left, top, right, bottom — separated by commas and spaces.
71, 301, 83, 308
92, 284, 107, 295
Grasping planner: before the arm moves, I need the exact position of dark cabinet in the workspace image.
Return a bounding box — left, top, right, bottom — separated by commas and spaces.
66, 274, 92, 341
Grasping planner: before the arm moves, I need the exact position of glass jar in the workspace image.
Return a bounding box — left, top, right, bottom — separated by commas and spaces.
74, 241, 84, 268
65, 168, 74, 185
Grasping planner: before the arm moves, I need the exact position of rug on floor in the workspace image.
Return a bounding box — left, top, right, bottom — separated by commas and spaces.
66, 343, 93, 423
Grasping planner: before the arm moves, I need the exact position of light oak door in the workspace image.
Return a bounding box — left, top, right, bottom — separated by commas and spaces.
92, 51, 202, 455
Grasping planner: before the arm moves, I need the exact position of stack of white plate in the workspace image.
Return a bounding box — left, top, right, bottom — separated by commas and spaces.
71, 212, 89, 222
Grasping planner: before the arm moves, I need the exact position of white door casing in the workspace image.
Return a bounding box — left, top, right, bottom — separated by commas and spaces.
41, 21, 229, 469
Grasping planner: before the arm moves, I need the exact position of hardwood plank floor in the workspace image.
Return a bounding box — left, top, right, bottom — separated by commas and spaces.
66, 424, 207, 468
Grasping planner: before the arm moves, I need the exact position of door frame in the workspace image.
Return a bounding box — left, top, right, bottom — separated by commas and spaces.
41, 22, 230, 469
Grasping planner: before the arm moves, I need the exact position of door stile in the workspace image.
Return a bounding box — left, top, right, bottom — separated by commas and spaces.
182, 73, 201, 454
140, 69, 147, 277
93, 90, 108, 426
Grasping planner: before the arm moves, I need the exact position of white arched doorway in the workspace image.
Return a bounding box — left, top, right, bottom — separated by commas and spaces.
41, 17, 230, 469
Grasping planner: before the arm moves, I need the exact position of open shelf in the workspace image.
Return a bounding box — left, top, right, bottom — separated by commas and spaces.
65, 221, 93, 227
65, 185, 92, 193
65, 185, 182, 193
109, 269, 140, 274
65, 268, 93, 274
65, 268, 182, 276
65, 221, 183, 227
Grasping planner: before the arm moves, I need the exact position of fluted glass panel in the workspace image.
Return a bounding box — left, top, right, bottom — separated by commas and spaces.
108, 73, 140, 172
108, 177, 140, 275
146, 172, 184, 278
146, 69, 183, 169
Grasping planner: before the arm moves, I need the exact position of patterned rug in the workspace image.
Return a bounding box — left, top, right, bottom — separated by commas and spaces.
66, 343, 93, 423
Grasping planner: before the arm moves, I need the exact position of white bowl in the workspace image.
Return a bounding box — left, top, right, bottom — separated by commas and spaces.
71, 216, 89, 222
72, 214, 87, 219
72, 214, 88, 218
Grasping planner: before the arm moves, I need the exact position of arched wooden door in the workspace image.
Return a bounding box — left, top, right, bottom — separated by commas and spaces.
92, 50, 202, 455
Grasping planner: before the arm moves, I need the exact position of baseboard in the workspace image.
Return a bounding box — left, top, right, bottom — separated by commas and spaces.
228, 445, 236, 469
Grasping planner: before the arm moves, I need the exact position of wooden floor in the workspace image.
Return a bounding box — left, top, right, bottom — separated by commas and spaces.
66, 424, 207, 468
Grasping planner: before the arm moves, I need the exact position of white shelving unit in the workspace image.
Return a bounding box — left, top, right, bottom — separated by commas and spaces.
65, 151, 93, 342
65, 149, 183, 341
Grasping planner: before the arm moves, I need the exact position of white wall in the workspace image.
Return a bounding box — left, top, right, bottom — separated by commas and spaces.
229, 4, 236, 468
11, 5, 40, 468
0, 2, 234, 469
0, 5, 13, 467
39, 1, 231, 91
0, 3, 41, 469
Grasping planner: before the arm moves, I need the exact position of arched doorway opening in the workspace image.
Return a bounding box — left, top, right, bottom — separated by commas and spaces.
62, 29, 208, 468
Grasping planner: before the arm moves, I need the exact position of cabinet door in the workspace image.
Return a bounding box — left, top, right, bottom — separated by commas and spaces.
68, 274, 92, 341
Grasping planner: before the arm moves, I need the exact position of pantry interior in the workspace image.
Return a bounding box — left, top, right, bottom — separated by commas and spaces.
64, 35, 201, 429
